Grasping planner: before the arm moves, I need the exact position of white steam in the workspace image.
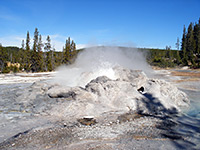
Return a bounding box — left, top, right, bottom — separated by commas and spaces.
53, 46, 152, 87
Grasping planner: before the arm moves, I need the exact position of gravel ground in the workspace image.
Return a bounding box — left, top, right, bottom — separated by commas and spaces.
0, 70, 199, 150
0, 114, 189, 150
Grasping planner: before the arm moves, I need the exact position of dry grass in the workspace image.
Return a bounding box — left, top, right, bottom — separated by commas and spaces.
152, 66, 170, 70
171, 71, 200, 77
174, 78, 200, 83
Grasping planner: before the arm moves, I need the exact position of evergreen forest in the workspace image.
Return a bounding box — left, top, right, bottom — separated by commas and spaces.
0, 18, 200, 73
145, 18, 200, 68
0, 28, 77, 73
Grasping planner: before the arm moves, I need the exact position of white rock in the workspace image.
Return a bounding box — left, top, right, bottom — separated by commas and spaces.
17, 67, 189, 119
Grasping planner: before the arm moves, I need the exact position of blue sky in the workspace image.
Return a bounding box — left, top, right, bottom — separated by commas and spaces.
0, 0, 199, 50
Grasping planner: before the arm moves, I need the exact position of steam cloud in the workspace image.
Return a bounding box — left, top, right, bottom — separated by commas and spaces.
53, 46, 152, 87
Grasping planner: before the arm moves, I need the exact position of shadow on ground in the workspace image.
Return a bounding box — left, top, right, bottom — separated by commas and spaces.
139, 92, 200, 150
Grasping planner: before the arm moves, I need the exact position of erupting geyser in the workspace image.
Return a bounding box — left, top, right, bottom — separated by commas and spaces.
46, 46, 189, 118
53, 46, 152, 87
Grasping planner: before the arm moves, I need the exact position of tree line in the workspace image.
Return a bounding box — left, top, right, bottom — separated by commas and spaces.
1, 19, 200, 73
147, 18, 200, 68
180, 19, 200, 68
0, 28, 77, 73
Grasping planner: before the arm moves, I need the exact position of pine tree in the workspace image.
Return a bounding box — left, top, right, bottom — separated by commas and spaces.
44, 35, 52, 71
63, 37, 71, 64
37, 34, 44, 71
21, 40, 25, 50
166, 46, 173, 67
25, 31, 31, 71
196, 18, 200, 67
38, 35, 43, 52
186, 23, 195, 66
51, 46, 56, 70
71, 40, 77, 60
181, 25, 187, 65
31, 28, 39, 72
198, 18, 200, 54
19, 40, 25, 67
175, 37, 180, 50
67, 37, 71, 61
176, 50, 182, 65
62, 37, 77, 64
26, 31, 30, 51
31, 28, 44, 72
193, 23, 199, 54
44, 35, 51, 51
0, 44, 11, 73
0, 44, 5, 72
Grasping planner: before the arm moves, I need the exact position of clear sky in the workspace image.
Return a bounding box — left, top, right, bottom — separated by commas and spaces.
0, 0, 199, 50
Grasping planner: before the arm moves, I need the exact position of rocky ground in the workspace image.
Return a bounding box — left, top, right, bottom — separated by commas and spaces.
0, 67, 199, 150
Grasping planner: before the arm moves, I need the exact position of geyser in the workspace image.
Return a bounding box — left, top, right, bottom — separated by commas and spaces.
53, 46, 152, 87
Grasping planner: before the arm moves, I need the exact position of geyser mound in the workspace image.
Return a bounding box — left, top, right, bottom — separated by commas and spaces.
47, 67, 189, 118
53, 46, 152, 87
16, 66, 189, 120
17, 46, 189, 119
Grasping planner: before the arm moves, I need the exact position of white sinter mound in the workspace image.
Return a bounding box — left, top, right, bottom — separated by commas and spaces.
15, 47, 190, 120
16, 66, 189, 120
